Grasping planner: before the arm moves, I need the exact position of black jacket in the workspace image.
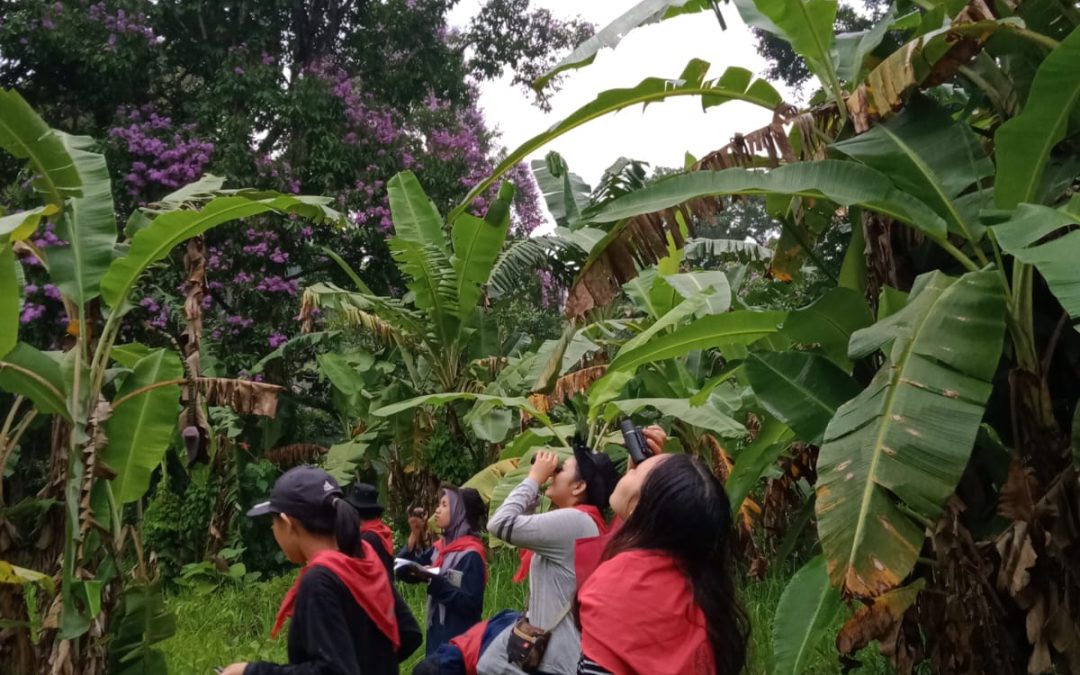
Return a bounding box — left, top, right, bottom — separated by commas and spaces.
397, 545, 485, 656
246, 566, 422, 675
360, 531, 395, 579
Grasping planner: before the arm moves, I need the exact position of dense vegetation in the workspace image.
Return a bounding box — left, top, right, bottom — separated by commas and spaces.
2, 0, 1079, 674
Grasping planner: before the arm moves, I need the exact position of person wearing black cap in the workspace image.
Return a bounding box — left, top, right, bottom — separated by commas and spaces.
218, 466, 421, 675
346, 482, 395, 577
476, 439, 619, 675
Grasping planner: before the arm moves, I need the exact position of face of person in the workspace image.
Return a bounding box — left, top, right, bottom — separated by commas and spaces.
610, 454, 671, 520
434, 493, 451, 530
545, 456, 585, 508
271, 514, 304, 564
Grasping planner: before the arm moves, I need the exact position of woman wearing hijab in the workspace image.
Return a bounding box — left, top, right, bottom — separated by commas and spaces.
398, 484, 488, 655
346, 482, 395, 577
476, 440, 619, 675
219, 466, 421, 675
576, 454, 748, 675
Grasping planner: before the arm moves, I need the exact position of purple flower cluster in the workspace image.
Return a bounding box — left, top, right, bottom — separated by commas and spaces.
307, 61, 400, 148
20, 302, 46, 325
139, 296, 170, 328
537, 268, 565, 308
256, 276, 299, 295
18, 280, 67, 326
505, 162, 546, 235
109, 105, 214, 199
255, 154, 302, 195
86, 2, 159, 48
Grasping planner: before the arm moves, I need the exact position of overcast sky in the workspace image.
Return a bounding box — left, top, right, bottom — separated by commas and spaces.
447, 0, 793, 189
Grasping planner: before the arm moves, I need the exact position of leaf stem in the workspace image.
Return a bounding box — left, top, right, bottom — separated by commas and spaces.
986, 229, 1014, 309
1011, 27, 1060, 51
934, 238, 980, 273
110, 378, 188, 411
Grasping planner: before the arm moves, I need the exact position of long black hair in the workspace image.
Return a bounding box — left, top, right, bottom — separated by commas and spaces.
603, 454, 748, 675
291, 493, 364, 558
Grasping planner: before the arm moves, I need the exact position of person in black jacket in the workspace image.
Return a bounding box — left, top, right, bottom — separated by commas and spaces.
220, 466, 421, 675
397, 485, 487, 656
346, 482, 395, 577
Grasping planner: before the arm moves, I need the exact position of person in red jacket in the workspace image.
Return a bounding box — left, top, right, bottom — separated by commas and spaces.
576, 453, 748, 675
220, 466, 421, 675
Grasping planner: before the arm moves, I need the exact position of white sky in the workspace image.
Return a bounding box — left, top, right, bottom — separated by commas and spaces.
447, 1, 793, 188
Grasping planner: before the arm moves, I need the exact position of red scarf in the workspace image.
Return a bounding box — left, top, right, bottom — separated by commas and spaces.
448, 618, 489, 675
513, 505, 607, 583
434, 534, 488, 583
271, 545, 400, 649
573, 515, 622, 590
579, 550, 714, 675
360, 518, 395, 558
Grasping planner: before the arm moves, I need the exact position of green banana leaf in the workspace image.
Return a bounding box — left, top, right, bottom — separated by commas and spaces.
835, 4, 896, 82
590, 161, 949, 240
388, 172, 459, 343
589, 310, 785, 410
0, 203, 58, 242
831, 96, 994, 242
531, 152, 591, 227
994, 25, 1080, 209
102, 349, 183, 503
746, 351, 861, 444
990, 204, 1080, 325
816, 270, 1006, 596
664, 271, 732, 315
0, 243, 17, 358
533, 0, 720, 90
463, 458, 521, 504
452, 60, 781, 221
0, 88, 82, 206
372, 393, 559, 439
606, 397, 745, 438
771, 555, 844, 675
101, 193, 342, 311
451, 183, 512, 321
107, 582, 177, 675
50, 133, 118, 306
324, 429, 378, 484
724, 415, 794, 511
782, 286, 874, 370
0, 343, 70, 419
500, 425, 576, 460
387, 170, 448, 252
740, 0, 843, 109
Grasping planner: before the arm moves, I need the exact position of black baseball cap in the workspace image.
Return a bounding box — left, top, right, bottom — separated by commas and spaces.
247, 465, 342, 519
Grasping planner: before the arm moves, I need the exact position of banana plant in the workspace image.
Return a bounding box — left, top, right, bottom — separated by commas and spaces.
0, 89, 343, 674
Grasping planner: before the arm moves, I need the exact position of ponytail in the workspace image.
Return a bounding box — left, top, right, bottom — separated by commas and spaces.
331, 496, 363, 558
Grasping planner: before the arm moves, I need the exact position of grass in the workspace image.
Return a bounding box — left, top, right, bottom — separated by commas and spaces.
162, 548, 894, 674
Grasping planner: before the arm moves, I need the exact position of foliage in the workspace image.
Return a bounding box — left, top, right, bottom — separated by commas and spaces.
0, 91, 342, 673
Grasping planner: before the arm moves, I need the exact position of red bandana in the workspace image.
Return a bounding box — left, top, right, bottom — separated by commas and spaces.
448, 618, 489, 675
271, 544, 400, 649
360, 518, 395, 558
578, 550, 714, 675
513, 505, 607, 583
434, 534, 488, 583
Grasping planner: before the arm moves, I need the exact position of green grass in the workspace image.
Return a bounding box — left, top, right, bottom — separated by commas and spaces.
161, 549, 894, 674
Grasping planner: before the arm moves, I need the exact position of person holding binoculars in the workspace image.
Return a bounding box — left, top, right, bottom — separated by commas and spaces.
576, 451, 748, 675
